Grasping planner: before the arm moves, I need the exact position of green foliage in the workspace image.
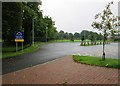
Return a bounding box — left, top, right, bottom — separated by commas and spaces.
80, 30, 103, 41
2, 42, 43, 59
91, 1, 118, 60
2, 1, 105, 46
73, 55, 120, 68
2, 2, 23, 44
69, 33, 74, 41
43, 16, 58, 41
58, 30, 65, 40
52, 39, 81, 42
2, 44, 30, 52
80, 42, 103, 46
57, 30, 103, 42
2, 1, 58, 46
74, 32, 80, 39
92, 2, 118, 39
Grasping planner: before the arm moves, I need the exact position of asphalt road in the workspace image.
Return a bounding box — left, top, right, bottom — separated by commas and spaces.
2, 42, 118, 75
0, 42, 1, 75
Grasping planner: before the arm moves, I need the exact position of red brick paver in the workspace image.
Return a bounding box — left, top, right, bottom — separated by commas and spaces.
2, 55, 119, 84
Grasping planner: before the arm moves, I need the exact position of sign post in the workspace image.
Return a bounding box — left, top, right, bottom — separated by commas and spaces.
15, 32, 24, 52
22, 42, 23, 52
16, 42, 18, 52
32, 18, 34, 46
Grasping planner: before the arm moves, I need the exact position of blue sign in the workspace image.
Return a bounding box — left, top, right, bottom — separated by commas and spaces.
15, 32, 24, 39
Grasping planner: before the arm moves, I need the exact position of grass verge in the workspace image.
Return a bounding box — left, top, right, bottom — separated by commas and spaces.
80, 42, 110, 46
52, 39, 81, 42
2, 42, 44, 59
73, 55, 120, 69
80, 44, 97, 46
2, 44, 30, 52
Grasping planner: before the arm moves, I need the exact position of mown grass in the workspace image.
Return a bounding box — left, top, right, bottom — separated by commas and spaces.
73, 55, 120, 69
52, 39, 92, 42
2, 42, 44, 59
53, 39, 81, 42
53, 39, 104, 43
80, 41, 110, 46
80, 44, 98, 46
2, 44, 30, 52
80, 43, 103, 46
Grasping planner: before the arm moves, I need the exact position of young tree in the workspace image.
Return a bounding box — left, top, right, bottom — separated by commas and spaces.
91, 2, 118, 60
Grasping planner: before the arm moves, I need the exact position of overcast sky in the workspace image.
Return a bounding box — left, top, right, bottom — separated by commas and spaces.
41, 0, 118, 33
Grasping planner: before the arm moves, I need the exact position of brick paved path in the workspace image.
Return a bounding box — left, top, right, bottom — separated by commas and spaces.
2, 55, 119, 84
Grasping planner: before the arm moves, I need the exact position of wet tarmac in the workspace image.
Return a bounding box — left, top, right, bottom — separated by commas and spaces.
0, 42, 2, 75
2, 42, 118, 74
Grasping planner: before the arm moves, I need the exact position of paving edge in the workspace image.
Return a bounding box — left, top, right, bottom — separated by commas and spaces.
3, 55, 72, 76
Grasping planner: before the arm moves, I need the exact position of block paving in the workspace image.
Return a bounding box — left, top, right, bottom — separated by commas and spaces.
2, 55, 119, 84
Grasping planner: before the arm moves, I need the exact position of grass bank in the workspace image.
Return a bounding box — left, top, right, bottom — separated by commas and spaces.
80, 43, 98, 46
73, 55, 120, 69
2, 44, 30, 52
2, 42, 44, 59
51, 39, 93, 42
80, 41, 110, 46
52, 39, 81, 42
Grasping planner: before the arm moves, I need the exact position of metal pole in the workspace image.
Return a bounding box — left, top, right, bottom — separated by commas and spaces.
22, 42, 23, 52
46, 27, 47, 42
84, 30, 85, 40
84, 30, 85, 45
16, 42, 18, 52
32, 18, 34, 46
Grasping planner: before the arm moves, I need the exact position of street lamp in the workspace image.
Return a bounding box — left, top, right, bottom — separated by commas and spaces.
83, 30, 86, 45
32, 18, 35, 46
46, 26, 48, 42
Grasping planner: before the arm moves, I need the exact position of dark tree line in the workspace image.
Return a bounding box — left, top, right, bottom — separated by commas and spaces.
2, 1, 58, 46
57, 30, 103, 41
2, 1, 105, 47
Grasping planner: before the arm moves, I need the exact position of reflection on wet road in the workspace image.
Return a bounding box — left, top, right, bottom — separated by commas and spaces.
2, 42, 118, 74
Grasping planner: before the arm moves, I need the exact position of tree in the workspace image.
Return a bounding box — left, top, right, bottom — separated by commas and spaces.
91, 2, 118, 60
58, 30, 65, 40
22, 2, 42, 44
2, 2, 23, 45
89, 32, 95, 43
2, 1, 59, 46
69, 33, 74, 41
97, 33, 103, 40
64, 32, 69, 39
74, 32, 80, 39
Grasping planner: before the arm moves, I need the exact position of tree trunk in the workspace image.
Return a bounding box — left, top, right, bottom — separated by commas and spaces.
102, 37, 105, 61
